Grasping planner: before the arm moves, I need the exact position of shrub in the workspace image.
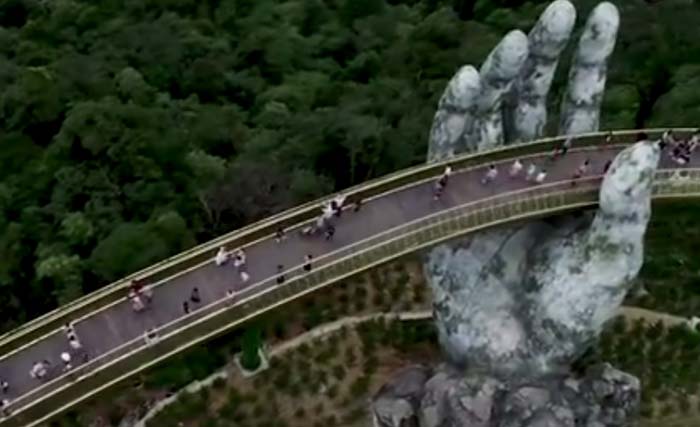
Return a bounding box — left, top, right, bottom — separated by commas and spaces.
350, 375, 371, 397
252, 403, 265, 418
364, 355, 378, 375
212, 376, 227, 390
240, 326, 263, 371
314, 402, 325, 415
355, 285, 368, 299
413, 287, 425, 304
198, 386, 210, 402
304, 305, 324, 330
372, 291, 385, 307
660, 402, 675, 417
678, 394, 691, 414
639, 404, 654, 419
327, 384, 339, 399
333, 364, 347, 381
298, 343, 311, 356
343, 408, 366, 424
346, 348, 357, 366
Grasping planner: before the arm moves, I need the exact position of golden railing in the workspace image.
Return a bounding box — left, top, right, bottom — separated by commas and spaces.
0, 128, 693, 361
5, 166, 700, 427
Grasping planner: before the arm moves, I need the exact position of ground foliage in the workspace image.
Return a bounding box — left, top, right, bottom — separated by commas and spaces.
48, 260, 427, 426
1, 0, 699, 331
628, 201, 700, 318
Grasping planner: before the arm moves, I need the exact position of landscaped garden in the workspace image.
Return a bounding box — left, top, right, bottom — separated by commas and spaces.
46, 201, 700, 427
627, 201, 700, 320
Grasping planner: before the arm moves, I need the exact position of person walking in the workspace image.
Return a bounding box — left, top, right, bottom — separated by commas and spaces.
0, 380, 8, 394
481, 164, 498, 184
276, 265, 286, 285
525, 163, 537, 182
353, 198, 363, 212
1, 398, 10, 417
303, 254, 313, 272
130, 294, 145, 312
509, 159, 523, 178
325, 224, 335, 241
571, 159, 590, 186
275, 227, 286, 243
603, 160, 613, 173
561, 137, 572, 156
214, 247, 229, 266
190, 288, 201, 304
662, 129, 674, 146
68, 335, 82, 352
240, 270, 250, 283
30, 361, 47, 380
233, 249, 246, 269
330, 200, 342, 218
534, 169, 548, 184
433, 180, 445, 201
64, 322, 75, 337
600, 131, 612, 150
441, 165, 452, 184
144, 328, 159, 345
60, 352, 72, 372
182, 301, 190, 314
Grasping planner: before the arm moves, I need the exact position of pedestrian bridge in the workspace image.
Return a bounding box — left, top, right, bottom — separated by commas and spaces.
2, 129, 700, 426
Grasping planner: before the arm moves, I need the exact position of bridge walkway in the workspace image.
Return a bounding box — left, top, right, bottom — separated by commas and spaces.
0, 141, 695, 423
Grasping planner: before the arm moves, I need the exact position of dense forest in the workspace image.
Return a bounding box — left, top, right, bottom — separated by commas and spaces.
0, 0, 698, 332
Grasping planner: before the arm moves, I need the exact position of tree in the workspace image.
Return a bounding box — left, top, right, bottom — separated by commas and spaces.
35, 251, 83, 305
116, 67, 155, 104
60, 212, 95, 247
240, 326, 262, 371
89, 222, 169, 282
453, 0, 475, 20
340, 0, 385, 26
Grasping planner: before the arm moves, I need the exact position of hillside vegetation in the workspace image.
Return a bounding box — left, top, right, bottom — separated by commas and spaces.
0, 0, 699, 331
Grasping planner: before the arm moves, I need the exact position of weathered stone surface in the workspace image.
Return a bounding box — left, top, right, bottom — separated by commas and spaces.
374, 2, 643, 427
371, 363, 640, 427
559, 2, 620, 136
505, 0, 577, 143
427, 141, 657, 378
526, 141, 658, 369
425, 0, 629, 379
373, 365, 434, 427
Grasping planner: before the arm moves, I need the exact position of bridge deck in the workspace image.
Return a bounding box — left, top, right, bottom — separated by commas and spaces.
0, 144, 692, 412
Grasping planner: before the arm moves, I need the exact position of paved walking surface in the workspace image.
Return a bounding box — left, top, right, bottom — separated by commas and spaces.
0, 144, 696, 410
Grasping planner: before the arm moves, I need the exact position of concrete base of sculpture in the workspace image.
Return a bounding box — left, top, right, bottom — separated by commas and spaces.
234, 348, 269, 378
371, 363, 640, 427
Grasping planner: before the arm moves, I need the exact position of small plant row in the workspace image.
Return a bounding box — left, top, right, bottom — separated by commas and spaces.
144, 317, 439, 427
577, 316, 700, 420
49, 259, 428, 427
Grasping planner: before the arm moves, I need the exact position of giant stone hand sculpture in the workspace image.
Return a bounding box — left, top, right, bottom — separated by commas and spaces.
372, 2, 650, 426
425, 0, 629, 378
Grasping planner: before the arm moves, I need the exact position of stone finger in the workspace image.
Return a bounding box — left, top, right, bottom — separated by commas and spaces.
472, 30, 529, 151
529, 140, 660, 369
504, 0, 576, 143
559, 2, 620, 136
428, 65, 481, 163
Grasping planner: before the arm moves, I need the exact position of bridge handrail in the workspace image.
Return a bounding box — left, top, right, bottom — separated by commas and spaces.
2, 173, 608, 411
0, 128, 692, 359
7, 166, 700, 426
